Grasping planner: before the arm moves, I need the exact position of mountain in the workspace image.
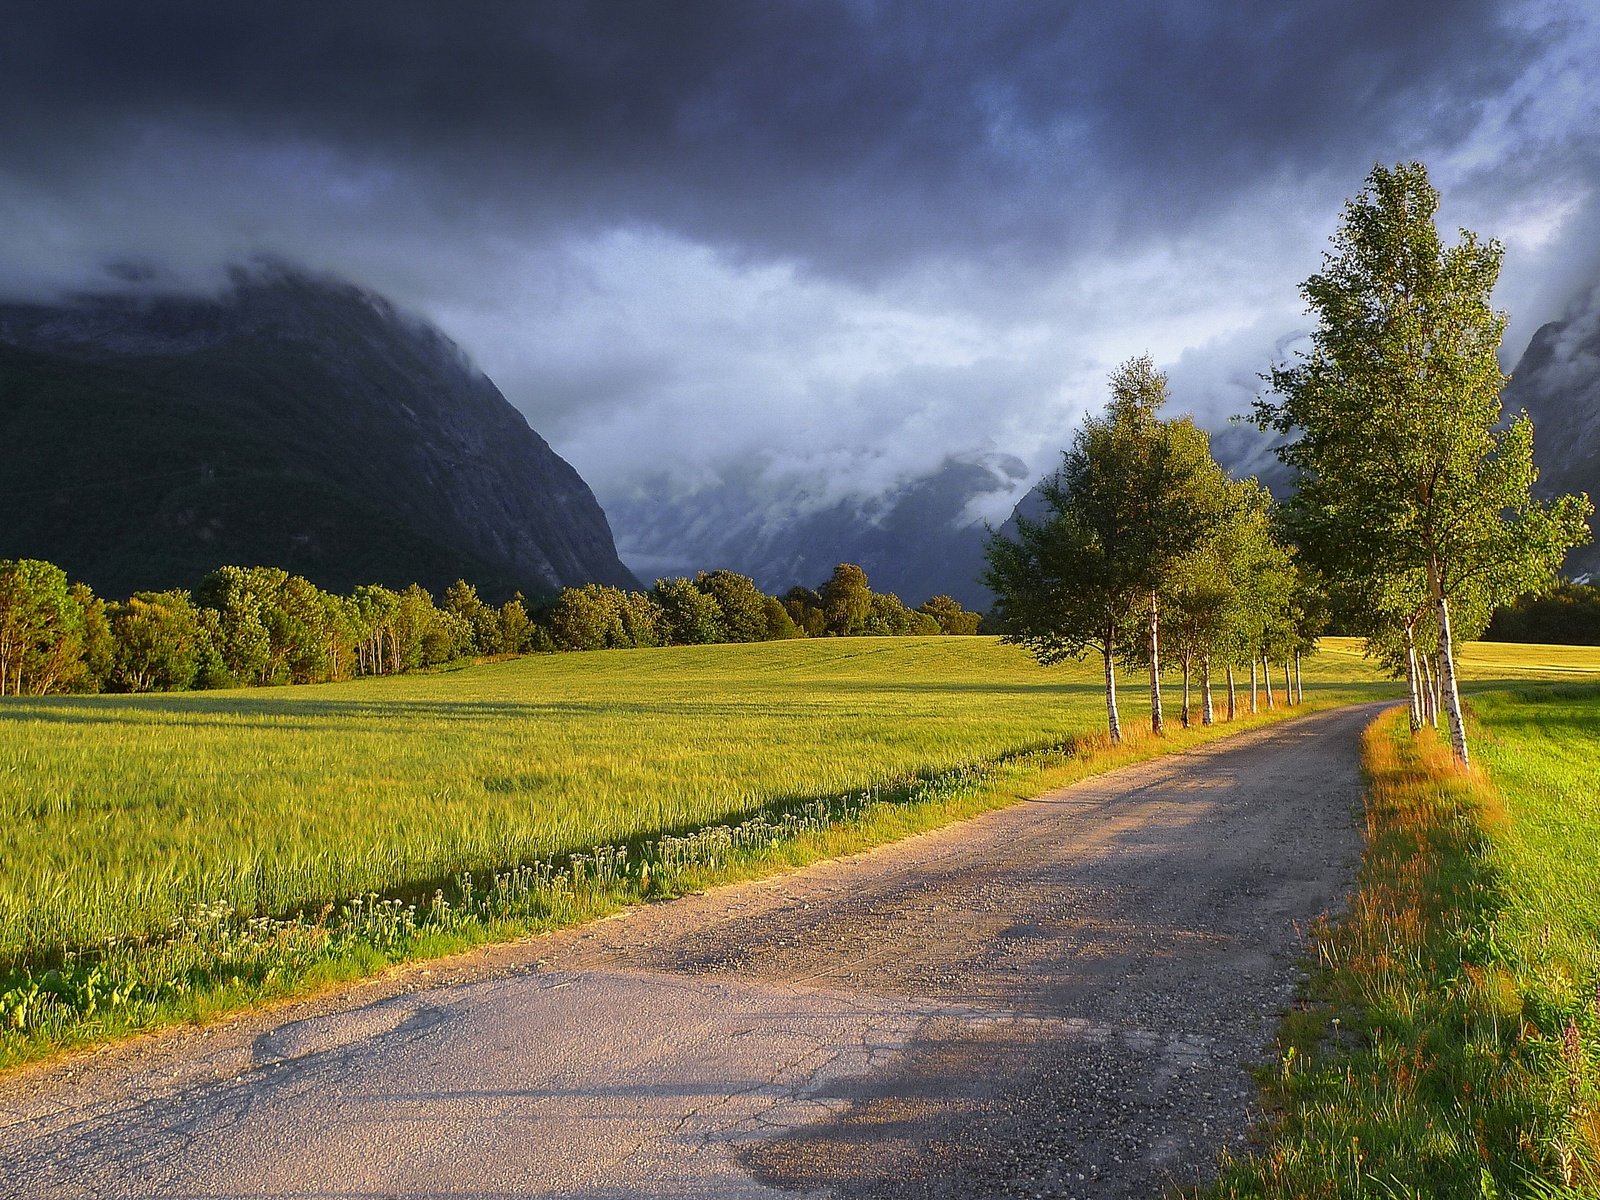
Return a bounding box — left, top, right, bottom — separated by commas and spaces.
1502, 289, 1600, 580
610, 452, 1029, 608
0, 267, 638, 600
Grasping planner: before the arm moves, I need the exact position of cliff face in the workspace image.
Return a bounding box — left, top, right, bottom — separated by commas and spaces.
0, 267, 638, 599
1502, 292, 1600, 579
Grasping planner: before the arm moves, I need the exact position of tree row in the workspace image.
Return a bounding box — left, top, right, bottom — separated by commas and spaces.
0, 558, 982, 696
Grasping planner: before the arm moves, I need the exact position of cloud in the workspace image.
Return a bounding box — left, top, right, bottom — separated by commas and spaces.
1, 0, 1597, 544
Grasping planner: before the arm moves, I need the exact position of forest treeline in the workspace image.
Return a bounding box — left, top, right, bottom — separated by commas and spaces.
0, 558, 980, 696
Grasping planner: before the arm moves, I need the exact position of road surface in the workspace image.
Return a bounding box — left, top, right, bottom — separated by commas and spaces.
0, 703, 1379, 1199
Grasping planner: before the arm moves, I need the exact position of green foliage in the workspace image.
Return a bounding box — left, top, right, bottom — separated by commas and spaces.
693, 570, 769, 642
1488, 582, 1600, 646
651, 577, 726, 645
918, 594, 982, 636
783, 586, 827, 637
107, 590, 215, 692
0, 558, 89, 696
820, 563, 873, 635
985, 356, 1240, 738
761, 594, 802, 640
1260, 162, 1593, 763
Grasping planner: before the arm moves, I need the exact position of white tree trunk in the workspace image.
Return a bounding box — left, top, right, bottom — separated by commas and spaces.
1261, 655, 1275, 709
1147, 590, 1163, 735
1226, 665, 1237, 721
1294, 651, 1304, 704
1201, 655, 1214, 726
1403, 624, 1421, 733
1434, 592, 1469, 766
1282, 661, 1293, 706
1103, 644, 1122, 744
1249, 660, 1258, 713
1181, 656, 1191, 728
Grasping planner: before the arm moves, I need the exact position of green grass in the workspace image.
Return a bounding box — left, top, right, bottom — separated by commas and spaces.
1205, 683, 1600, 1198
0, 635, 1593, 1072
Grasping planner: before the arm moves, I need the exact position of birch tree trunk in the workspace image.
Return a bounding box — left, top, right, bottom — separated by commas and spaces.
1201, 655, 1214, 726
1226, 665, 1237, 721
1147, 590, 1163, 735
1433, 589, 1469, 766
1282, 661, 1293, 706
1427, 652, 1440, 729
1181, 656, 1191, 728
1432, 650, 1445, 728
1261, 655, 1275, 709
1403, 624, 1422, 733
1294, 652, 1304, 704
1249, 660, 1258, 713
1102, 643, 1122, 744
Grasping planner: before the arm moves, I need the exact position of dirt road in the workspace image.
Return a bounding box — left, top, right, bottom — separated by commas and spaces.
0, 703, 1379, 1199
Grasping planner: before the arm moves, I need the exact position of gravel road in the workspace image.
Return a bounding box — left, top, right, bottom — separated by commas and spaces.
0, 703, 1378, 1199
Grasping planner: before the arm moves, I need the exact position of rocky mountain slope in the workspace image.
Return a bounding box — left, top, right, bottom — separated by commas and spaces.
1502, 288, 1600, 580
0, 268, 637, 599
610, 452, 1029, 607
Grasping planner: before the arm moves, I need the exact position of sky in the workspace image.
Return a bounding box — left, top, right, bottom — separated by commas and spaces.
4, 0, 1599, 526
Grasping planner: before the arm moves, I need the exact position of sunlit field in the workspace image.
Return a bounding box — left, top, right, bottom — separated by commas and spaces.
2, 635, 1597, 1068
4, 636, 1597, 965
1, 636, 1395, 962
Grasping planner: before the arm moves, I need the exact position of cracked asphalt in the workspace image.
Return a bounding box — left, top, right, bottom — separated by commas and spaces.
0, 703, 1377, 1199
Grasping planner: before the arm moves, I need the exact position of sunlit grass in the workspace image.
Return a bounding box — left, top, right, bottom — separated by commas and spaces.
0, 636, 1405, 963
1, 635, 1595, 1071
1205, 682, 1600, 1198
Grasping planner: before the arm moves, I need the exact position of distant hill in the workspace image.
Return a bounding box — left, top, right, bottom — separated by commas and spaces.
607, 287, 1600, 608
0, 267, 638, 599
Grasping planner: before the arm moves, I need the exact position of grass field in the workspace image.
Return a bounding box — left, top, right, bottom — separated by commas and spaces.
1206, 681, 1600, 1197
0, 635, 1594, 1068
0, 637, 1392, 964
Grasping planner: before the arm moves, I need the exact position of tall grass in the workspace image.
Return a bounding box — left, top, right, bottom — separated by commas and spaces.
1205, 684, 1600, 1198
0, 636, 1592, 1070
0, 637, 1407, 966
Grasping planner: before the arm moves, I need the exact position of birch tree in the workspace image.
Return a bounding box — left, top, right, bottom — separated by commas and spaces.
1259, 162, 1591, 765
984, 355, 1215, 741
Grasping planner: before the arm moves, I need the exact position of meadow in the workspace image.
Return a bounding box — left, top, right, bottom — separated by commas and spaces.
0, 635, 1593, 1067
1207, 679, 1600, 1196
0, 635, 1393, 965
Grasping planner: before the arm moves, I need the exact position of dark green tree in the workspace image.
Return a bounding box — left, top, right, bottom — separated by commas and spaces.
651, 577, 726, 645
820, 564, 873, 636
985, 356, 1220, 740
693, 570, 769, 642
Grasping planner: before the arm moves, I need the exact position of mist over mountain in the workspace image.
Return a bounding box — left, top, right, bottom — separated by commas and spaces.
1503, 284, 1600, 580
0, 268, 637, 599
606, 288, 1600, 608
612, 452, 1028, 608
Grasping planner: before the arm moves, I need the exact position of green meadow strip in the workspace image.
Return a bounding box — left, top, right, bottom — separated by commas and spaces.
1203, 694, 1600, 1199
0, 695, 1350, 1073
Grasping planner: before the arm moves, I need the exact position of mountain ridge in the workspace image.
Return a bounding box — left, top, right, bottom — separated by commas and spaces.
0, 267, 638, 599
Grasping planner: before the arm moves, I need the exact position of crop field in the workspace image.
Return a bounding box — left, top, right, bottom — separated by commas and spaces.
0, 637, 1381, 961
1, 635, 1596, 1065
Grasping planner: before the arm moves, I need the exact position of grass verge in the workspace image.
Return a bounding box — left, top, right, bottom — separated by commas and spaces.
1, 697, 1348, 1074
1203, 692, 1600, 1199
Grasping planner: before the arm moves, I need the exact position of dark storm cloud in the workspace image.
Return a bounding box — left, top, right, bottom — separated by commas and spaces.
0, 0, 1536, 279
2, 0, 1594, 550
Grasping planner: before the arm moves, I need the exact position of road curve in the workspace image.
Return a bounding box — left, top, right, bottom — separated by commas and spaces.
0, 703, 1381, 1199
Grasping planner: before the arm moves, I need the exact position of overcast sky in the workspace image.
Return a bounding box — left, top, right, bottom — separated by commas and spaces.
4, 0, 1598, 521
